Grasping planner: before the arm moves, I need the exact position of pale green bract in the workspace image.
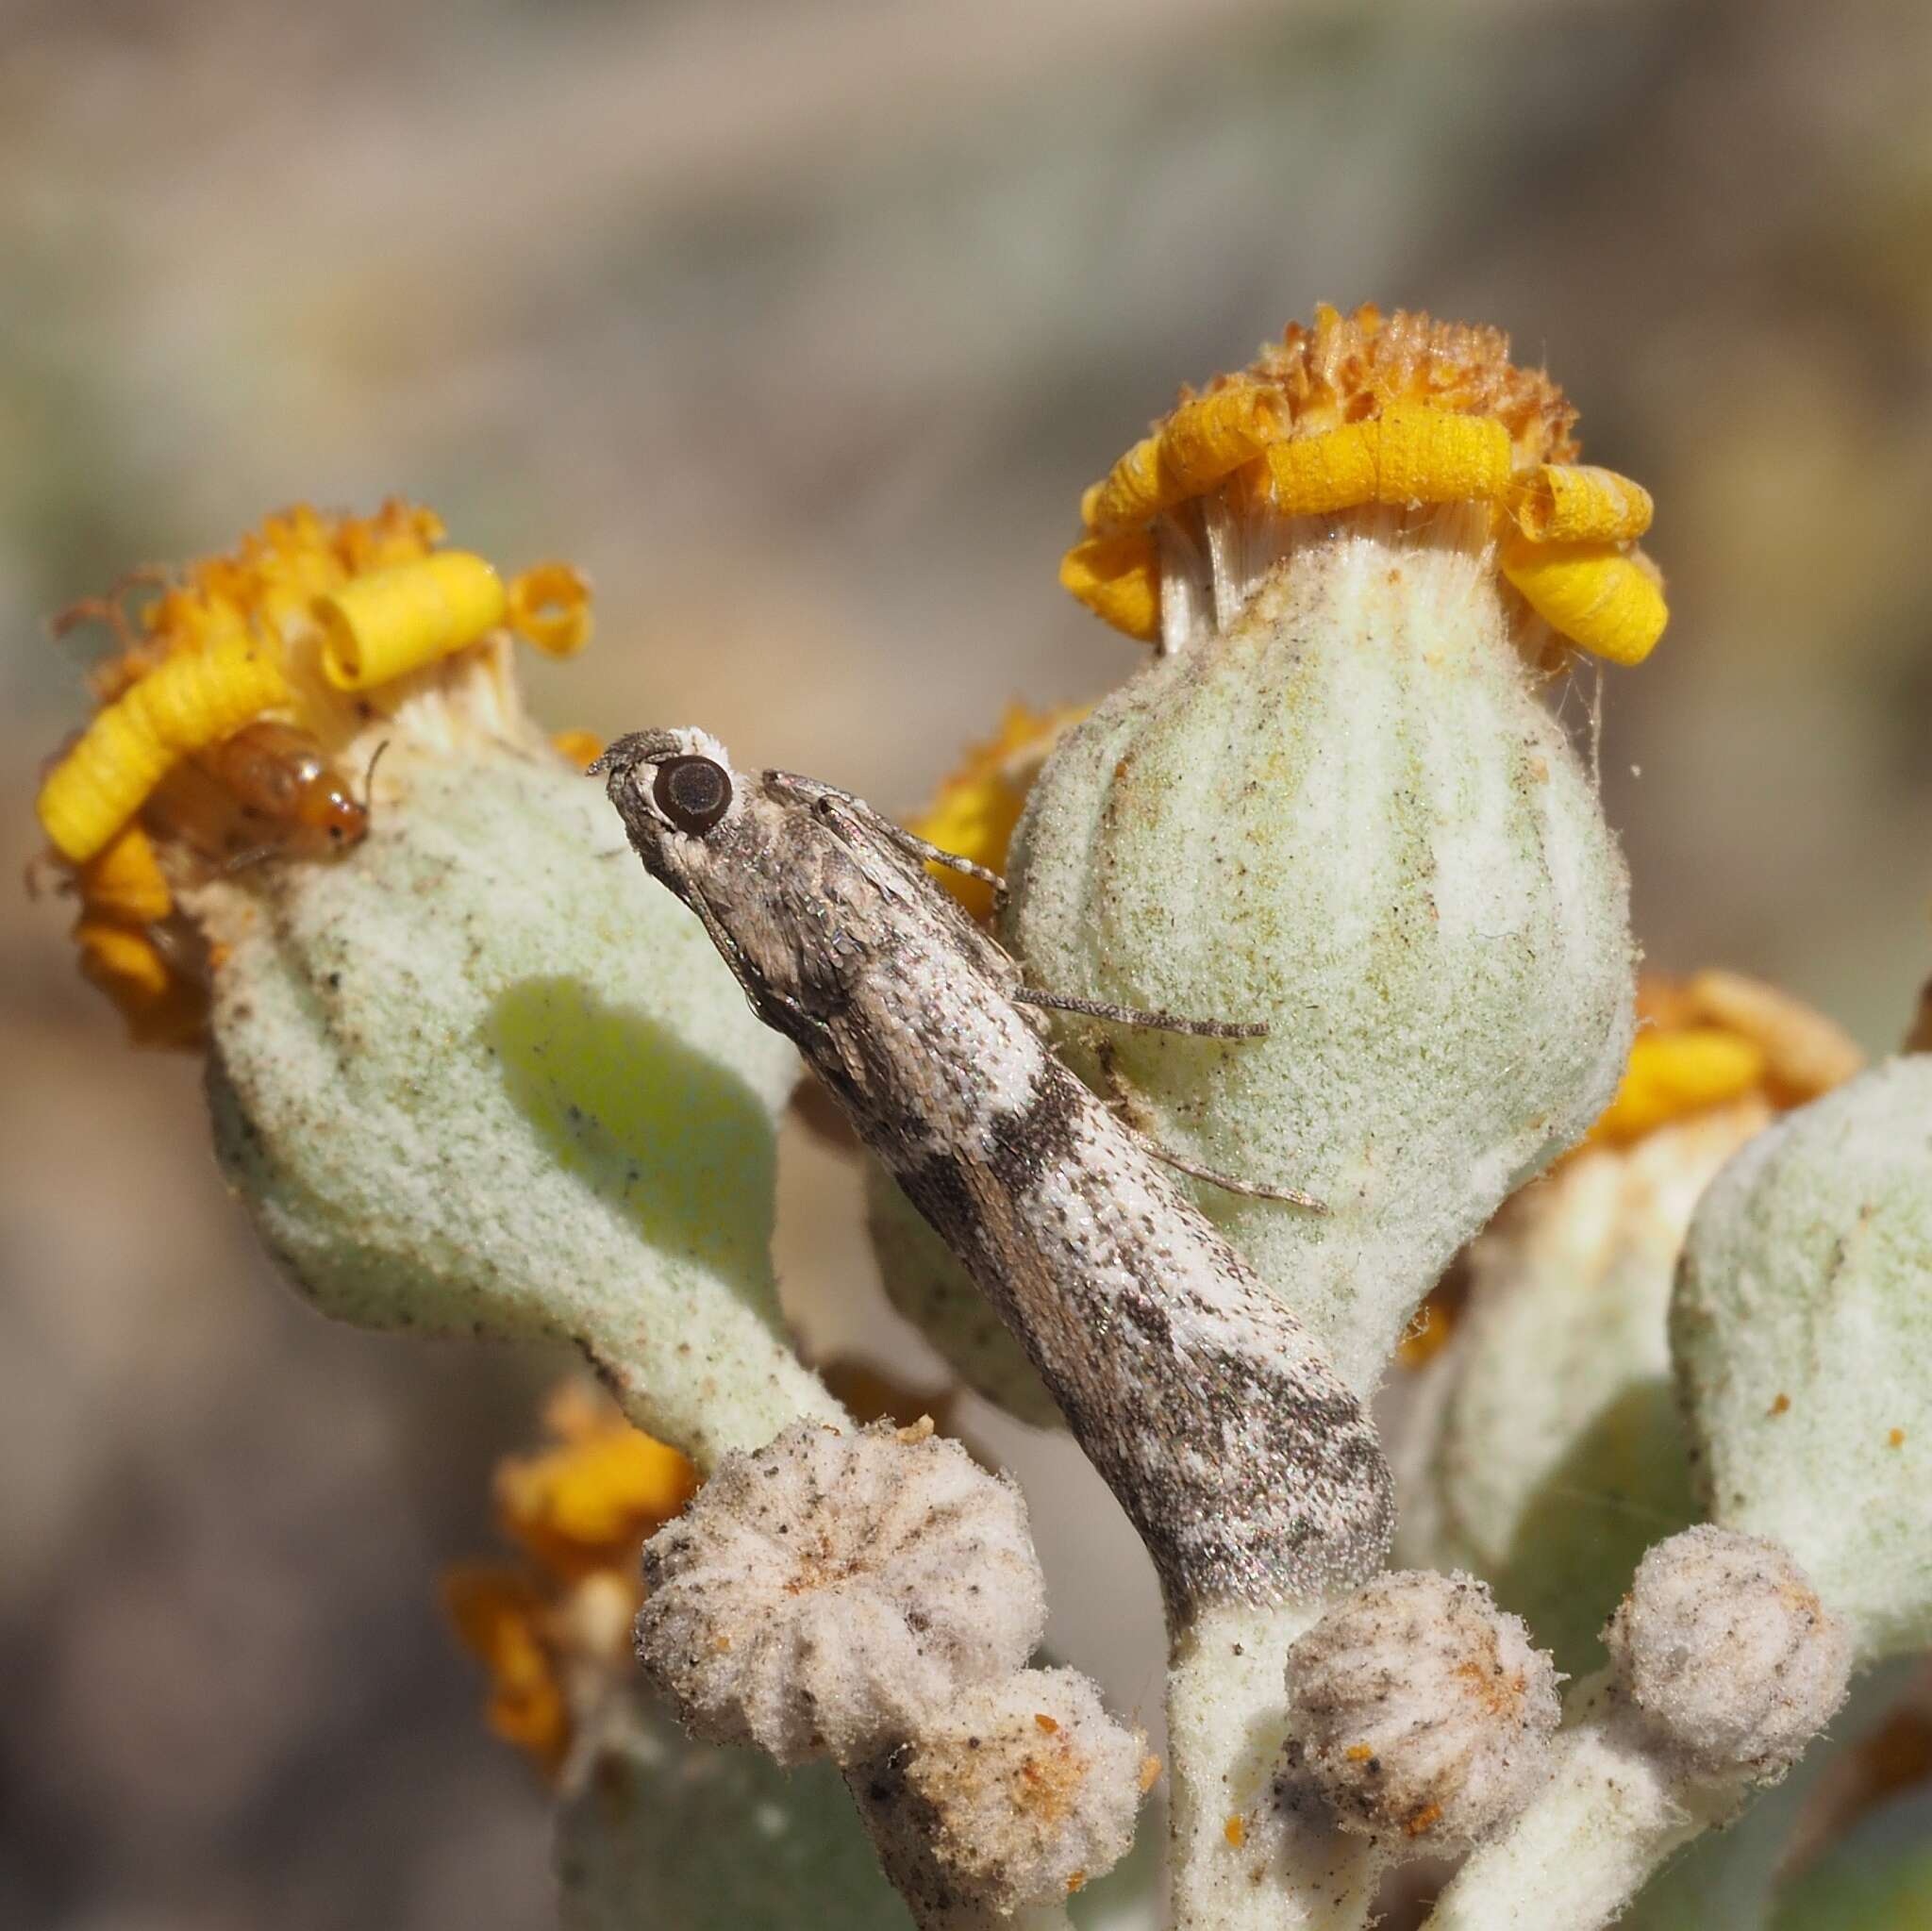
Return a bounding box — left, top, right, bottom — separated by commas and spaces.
200, 735, 844, 1471
1673, 1055, 1932, 1661
555, 1693, 911, 1931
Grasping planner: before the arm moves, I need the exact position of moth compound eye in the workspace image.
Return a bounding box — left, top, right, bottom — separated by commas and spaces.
653, 755, 733, 834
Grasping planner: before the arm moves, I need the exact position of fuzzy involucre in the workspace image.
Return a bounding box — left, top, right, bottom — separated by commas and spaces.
1007, 506, 1633, 1400
1604, 1526, 1851, 1784
852, 1667, 1147, 1918
1673, 1057, 1932, 1661
1281, 1568, 1562, 1844
635, 1420, 1047, 1768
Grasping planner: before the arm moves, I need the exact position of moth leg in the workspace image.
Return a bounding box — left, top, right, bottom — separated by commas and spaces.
1132, 1137, 1327, 1211
1014, 985, 1268, 1040
764, 769, 1008, 908
1095, 1041, 1325, 1210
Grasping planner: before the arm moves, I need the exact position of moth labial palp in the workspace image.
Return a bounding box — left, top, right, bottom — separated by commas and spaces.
592, 726, 1392, 1612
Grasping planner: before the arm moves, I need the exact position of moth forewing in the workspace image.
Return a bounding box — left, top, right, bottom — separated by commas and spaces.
597, 730, 1393, 1610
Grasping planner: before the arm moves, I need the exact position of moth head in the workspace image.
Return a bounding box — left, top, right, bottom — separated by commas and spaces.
593, 728, 742, 867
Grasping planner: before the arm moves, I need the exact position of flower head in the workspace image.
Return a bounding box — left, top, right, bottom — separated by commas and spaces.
1394, 969, 1862, 1671
853, 1667, 1150, 1914
1280, 1569, 1561, 1845
1062, 302, 1664, 666
635, 1418, 1047, 1768
35, 501, 591, 1043
1604, 1525, 1852, 1784
1009, 305, 1642, 1398
30, 501, 836, 1468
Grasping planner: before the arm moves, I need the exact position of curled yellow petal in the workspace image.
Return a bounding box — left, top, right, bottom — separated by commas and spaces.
71, 919, 204, 1046
1264, 422, 1380, 515
1087, 383, 1291, 531
1511, 464, 1653, 543
910, 701, 1088, 919
1161, 385, 1287, 489
73, 918, 172, 1004
1501, 536, 1668, 665
442, 1566, 570, 1774
1682, 968, 1864, 1106
77, 822, 173, 925
1371, 402, 1513, 506
1265, 405, 1512, 518
1591, 1027, 1768, 1143
1059, 531, 1160, 641
317, 551, 508, 691
550, 727, 605, 770
1087, 434, 1168, 531
508, 561, 594, 658
37, 640, 292, 862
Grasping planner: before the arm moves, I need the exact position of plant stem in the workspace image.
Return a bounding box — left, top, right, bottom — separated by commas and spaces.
1419, 1673, 1738, 1931
1165, 1597, 1381, 1931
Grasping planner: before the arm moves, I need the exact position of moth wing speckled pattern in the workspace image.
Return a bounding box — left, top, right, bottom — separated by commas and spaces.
595, 729, 1393, 1611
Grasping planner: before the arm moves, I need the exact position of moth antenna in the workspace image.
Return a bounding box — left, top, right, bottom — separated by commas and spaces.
764, 769, 1008, 907
1014, 985, 1269, 1040
1095, 1042, 1324, 1209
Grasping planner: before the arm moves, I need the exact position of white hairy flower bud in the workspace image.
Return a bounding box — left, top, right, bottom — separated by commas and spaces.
1281, 1570, 1561, 1843
1673, 1057, 1932, 1660
1009, 504, 1632, 1397
635, 1419, 1047, 1768
852, 1667, 1148, 1920
1603, 1525, 1851, 1784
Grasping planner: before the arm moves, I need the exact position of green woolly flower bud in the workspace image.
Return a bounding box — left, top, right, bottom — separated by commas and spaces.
1673, 1056, 1932, 1660
1013, 500, 1634, 1395
202, 707, 843, 1468
1016, 311, 1663, 1393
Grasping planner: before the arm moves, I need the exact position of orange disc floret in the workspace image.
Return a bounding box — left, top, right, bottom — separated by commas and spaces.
442, 1566, 572, 1774
1064, 303, 1666, 666
1588, 971, 1863, 1147
493, 1387, 697, 1581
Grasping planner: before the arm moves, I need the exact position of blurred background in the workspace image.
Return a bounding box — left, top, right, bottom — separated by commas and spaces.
4, 0, 1930, 1924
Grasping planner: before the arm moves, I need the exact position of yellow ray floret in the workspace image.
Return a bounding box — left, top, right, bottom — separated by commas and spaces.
37, 640, 291, 863
494, 1411, 696, 1581
910, 701, 1089, 920
1265, 404, 1514, 516
1510, 464, 1653, 544
508, 562, 594, 658
1591, 1026, 1768, 1143
1500, 536, 1668, 667
550, 727, 605, 771
317, 551, 508, 691
1059, 532, 1160, 642
442, 1566, 571, 1773
76, 822, 173, 925
1086, 382, 1290, 531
